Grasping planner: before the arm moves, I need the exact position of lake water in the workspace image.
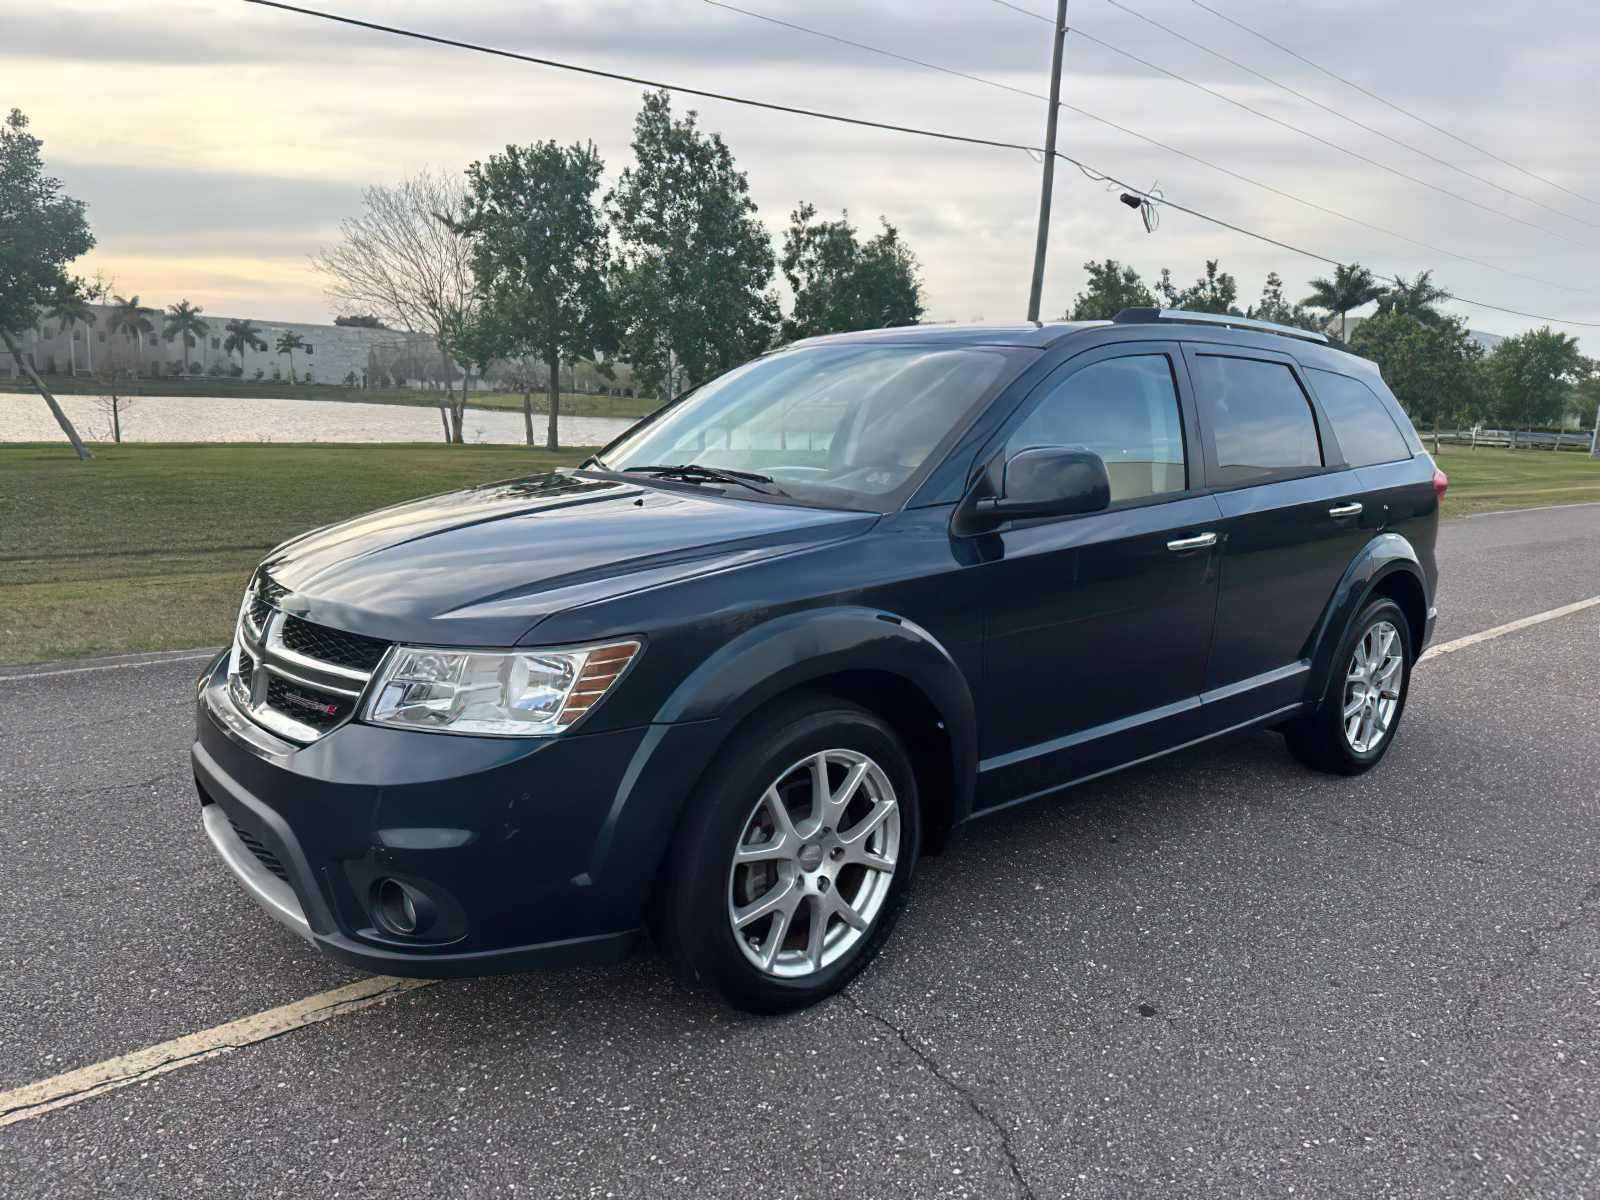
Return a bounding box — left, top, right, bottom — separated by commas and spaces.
0, 393, 636, 447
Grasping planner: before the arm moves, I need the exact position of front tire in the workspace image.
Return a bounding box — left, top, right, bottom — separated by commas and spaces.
656, 695, 921, 1014
1284, 597, 1413, 775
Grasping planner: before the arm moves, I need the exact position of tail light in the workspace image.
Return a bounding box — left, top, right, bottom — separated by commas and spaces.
1432, 466, 1449, 499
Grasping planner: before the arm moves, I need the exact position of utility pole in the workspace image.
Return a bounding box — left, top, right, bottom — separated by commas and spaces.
1026, 0, 1070, 323
1590, 396, 1599, 458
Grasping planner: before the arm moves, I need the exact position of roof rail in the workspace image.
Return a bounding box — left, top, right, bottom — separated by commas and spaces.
1112, 307, 1330, 346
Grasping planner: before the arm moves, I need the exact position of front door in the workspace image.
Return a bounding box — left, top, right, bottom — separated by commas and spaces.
971, 343, 1223, 810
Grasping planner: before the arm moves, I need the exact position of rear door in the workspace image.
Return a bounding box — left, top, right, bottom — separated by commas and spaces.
1183, 344, 1372, 725
973, 341, 1224, 808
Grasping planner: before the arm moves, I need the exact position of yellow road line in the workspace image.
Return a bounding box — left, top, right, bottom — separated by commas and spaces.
0, 975, 437, 1129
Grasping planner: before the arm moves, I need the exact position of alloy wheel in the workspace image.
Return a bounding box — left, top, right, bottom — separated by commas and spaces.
726, 748, 901, 979
1342, 620, 1403, 754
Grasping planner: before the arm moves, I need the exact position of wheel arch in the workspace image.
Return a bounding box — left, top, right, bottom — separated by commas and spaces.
653, 607, 978, 854
1304, 532, 1428, 712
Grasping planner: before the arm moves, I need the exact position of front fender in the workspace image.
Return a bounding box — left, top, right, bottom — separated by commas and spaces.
684, 606, 981, 808
1304, 532, 1425, 711
659, 607, 977, 817
584, 607, 979, 917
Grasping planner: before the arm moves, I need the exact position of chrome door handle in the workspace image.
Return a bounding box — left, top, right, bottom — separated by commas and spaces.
1166, 532, 1218, 552
1329, 502, 1364, 519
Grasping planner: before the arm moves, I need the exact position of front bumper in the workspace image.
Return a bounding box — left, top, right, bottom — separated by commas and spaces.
193, 651, 720, 977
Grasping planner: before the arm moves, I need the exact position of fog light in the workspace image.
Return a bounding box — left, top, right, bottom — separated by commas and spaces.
375, 877, 422, 935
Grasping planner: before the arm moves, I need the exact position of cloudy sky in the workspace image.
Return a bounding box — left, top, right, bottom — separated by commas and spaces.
9, 0, 1599, 350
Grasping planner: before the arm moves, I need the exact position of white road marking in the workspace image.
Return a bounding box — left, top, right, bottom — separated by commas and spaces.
1419, 595, 1600, 663
0, 649, 219, 683
0, 975, 437, 1128
1465, 499, 1600, 519
3, 593, 1599, 1128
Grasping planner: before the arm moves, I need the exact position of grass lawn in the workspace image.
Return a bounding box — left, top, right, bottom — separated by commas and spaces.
1, 377, 662, 421
1434, 444, 1600, 516
4, 440, 1596, 665
0, 442, 588, 665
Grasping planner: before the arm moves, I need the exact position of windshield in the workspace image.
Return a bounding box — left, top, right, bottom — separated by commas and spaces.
598, 343, 1018, 508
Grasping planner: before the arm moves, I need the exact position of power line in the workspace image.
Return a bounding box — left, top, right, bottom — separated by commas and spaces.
990, 0, 1588, 248
1102, 0, 1595, 231
244, 0, 1600, 330
1073, 170, 1600, 328
243, 0, 1036, 157
702, 0, 1581, 296
1185, 0, 1600, 212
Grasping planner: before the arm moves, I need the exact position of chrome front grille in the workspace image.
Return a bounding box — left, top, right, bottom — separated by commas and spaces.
229, 574, 389, 744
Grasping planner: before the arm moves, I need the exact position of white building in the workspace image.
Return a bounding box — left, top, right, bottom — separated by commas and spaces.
6, 305, 409, 386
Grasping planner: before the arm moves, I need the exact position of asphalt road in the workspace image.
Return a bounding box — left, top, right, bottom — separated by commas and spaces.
3, 504, 1599, 1198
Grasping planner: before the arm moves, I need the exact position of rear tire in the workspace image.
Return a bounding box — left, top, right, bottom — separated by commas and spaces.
1284, 597, 1413, 775
655, 694, 920, 1014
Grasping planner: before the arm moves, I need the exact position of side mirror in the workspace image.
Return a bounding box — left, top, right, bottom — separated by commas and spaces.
976, 446, 1111, 521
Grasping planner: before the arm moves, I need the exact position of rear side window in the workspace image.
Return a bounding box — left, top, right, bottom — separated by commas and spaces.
1007, 354, 1186, 503
1191, 355, 1322, 485
1305, 368, 1412, 467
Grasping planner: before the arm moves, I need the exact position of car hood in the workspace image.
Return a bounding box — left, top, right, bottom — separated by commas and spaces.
260, 472, 876, 646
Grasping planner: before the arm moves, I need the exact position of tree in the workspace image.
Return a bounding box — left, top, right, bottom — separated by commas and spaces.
163, 299, 209, 376
314, 169, 477, 442
0, 108, 95, 458
1154, 268, 1181, 308
610, 91, 779, 402
491, 353, 548, 447
1174, 259, 1241, 315
1375, 270, 1450, 325
1066, 259, 1155, 320
95, 393, 135, 443
779, 203, 922, 340
1303, 262, 1388, 340
333, 313, 388, 328
1350, 311, 1485, 449
45, 285, 95, 377
1247, 272, 1325, 332
1485, 327, 1585, 441
106, 295, 156, 380
224, 318, 267, 374
274, 330, 306, 384
455, 139, 614, 451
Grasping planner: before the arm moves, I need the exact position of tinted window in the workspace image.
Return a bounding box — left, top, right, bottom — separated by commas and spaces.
1192, 355, 1322, 484
604, 344, 1014, 505
1306, 368, 1411, 467
1008, 354, 1186, 503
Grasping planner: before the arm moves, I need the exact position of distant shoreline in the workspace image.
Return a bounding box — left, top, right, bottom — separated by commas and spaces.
0, 378, 660, 421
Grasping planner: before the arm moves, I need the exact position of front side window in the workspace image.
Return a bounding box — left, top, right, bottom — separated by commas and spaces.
1192, 355, 1323, 485
1007, 354, 1186, 504
1305, 368, 1411, 467
601, 344, 1017, 508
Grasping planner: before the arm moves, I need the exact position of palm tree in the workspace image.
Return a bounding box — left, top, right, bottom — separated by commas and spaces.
106, 295, 157, 379
45, 288, 96, 377
1302, 264, 1389, 341
162, 300, 210, 376
1375, 270, 1451, 325
223, 318, 267, 374
275, 330, 306, 384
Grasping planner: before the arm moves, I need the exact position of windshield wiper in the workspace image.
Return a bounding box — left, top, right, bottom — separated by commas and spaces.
621, 463, 787, 496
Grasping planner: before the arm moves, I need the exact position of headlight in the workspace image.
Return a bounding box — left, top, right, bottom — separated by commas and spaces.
364, 640, 641, 737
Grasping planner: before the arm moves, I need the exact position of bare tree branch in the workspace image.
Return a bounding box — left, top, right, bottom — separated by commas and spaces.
313, 169, 477, 442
